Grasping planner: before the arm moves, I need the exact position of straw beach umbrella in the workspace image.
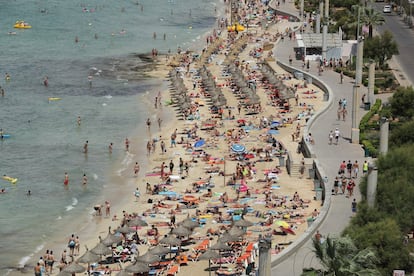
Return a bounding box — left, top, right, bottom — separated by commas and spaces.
125, 261, 150, 274
179, 217, 199, 229
91, 238, 112, 256
160, 235, 181, 246
128, 217, 148, 242
160, 234, 181, 258
199, 250, 221, 276
101, 227, 123, 247
136, 252, 160, 264
62, 262, 86, 274
116, 225, 134, 235
228, 226, 246, 237
218, 232, 239, 243
148, 245, 170, 256
234, 218, 254, 227
209, 242, 232, 251
172, 225, 192, 237
78, 246, 100, 275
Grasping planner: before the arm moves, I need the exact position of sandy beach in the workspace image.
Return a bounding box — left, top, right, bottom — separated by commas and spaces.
31, 1, 330, 276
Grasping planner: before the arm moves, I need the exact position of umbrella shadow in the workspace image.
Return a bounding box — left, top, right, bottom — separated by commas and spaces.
204, 265, 224, 272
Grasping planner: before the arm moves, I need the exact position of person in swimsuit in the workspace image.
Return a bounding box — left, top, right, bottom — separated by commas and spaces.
64, 172, 69, 186
134, 162, 140, 176
68, 234, 76, 256
34, 262, 42, 276
125, 138, 130, 151
109, 142, 113, 154
84, 140, 89, 153
82, 174, 87, 185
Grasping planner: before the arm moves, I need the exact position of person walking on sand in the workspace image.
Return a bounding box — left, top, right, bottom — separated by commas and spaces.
46, 250, 55, 274
125, 138, 130, 152
160, 162, 165, 178
157, 117, 162, 129
169, 160, 174, 174
146, 118, 151, 130
64, 172, 69, 186
134, 162, 140, 176
105, 201, 110, 216
146, 141, 152, 156
75, 236, 80, 256
160, 140, 166, 154
68, 234, 76, 257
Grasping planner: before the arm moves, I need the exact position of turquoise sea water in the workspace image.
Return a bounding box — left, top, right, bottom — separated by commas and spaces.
0, 0, 223, 274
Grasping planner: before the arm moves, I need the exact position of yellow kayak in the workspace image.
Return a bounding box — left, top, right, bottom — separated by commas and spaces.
3, 176, 18, 184
48, 97, 61, 101
14, 21, 32, 29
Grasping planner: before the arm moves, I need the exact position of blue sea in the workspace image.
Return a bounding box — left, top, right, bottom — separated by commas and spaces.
0, 0, 224, 274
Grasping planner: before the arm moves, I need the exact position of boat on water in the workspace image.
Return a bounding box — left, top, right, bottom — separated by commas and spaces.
14, 21, 32, 29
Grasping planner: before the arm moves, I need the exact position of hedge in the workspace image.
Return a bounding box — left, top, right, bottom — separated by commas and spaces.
360, 99, 382, 157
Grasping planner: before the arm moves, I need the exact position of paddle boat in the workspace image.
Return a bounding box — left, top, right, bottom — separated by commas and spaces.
14, 21, 32, 29
227, 23, 245, 32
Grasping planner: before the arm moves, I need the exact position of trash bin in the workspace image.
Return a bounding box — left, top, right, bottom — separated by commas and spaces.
278, 156, 285, 167
323, 92, 329, 101
306, 76, 312, 84
315, 188, 323, 201
308, 168, 315, 179
307, 217, 314, 227
313, 180, 320, 190
364, 147, 370, 157
364, 102, 371, 110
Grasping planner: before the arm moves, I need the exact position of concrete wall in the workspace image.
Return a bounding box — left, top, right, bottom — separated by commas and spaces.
268, 0, 336, 268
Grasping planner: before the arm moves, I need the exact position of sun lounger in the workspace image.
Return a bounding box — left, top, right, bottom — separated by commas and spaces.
166, 265, 180, 276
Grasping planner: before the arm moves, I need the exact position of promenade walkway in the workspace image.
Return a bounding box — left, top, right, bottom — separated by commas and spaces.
267, 1, 375, 274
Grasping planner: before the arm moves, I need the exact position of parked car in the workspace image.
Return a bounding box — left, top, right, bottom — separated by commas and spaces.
383, 5, 392, 13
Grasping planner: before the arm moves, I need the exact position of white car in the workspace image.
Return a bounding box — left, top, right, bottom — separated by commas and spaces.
383, 5, 392, 13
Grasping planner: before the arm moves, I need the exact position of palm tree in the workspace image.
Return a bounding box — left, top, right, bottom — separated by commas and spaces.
302, 236, 381, 276
361, 7, 384, 38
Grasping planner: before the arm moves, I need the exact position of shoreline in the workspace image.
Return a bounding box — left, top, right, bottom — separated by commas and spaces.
16, 2, 327, 276
12, 3, 228, 275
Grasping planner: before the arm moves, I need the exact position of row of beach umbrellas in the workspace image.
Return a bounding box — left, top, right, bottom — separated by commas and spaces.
59, 215, 254, 275
260, 63, 295, 100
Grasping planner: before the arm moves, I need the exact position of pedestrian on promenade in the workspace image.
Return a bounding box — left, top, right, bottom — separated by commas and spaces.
352, 160, 359, 178
334, 128, 340, 145
346, 160, 352, 178
328, 130, 333, 145
333, 176, 339, 195
363, 160, 369, 175
339, 160, 346, 176
340, 70, 343, 84
342, 107, 348, 121
351, 198, 357, 214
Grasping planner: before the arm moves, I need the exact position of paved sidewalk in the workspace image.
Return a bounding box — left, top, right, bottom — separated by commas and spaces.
267, 0, 376, 274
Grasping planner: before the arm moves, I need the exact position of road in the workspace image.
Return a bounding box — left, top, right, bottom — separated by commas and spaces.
373, 3, 414, 85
